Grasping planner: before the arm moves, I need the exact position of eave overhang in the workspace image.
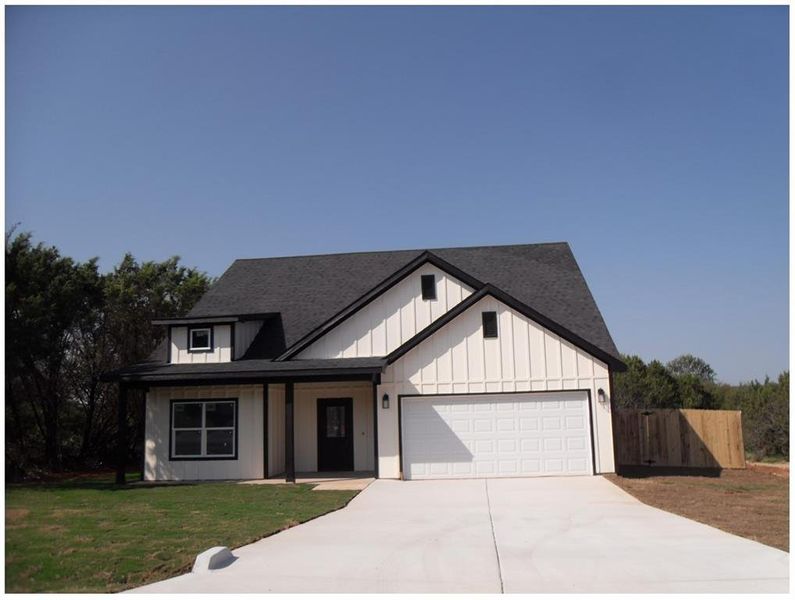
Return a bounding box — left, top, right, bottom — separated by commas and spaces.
151, 313, 276, 326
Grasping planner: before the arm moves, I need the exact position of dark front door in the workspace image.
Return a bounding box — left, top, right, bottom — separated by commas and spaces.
317, 398, 354, 472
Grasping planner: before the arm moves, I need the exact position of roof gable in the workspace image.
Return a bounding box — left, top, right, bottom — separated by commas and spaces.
386, 284, 625, 370
295, 258, 476, 360
187, 242, 621, 364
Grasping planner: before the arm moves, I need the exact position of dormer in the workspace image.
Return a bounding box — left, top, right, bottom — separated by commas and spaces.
152, 315, 269, 364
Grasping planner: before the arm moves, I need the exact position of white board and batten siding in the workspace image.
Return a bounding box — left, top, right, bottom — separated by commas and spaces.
144, 381, 373, 480
292, 382, 375, 472
144, 384, 264, 480
266, 382, 373, 474
170, 325, 233, 363
298, 264, 474, 359
268, 384, 286, 477
170, 322, 263, 364
375, 295, 615, 478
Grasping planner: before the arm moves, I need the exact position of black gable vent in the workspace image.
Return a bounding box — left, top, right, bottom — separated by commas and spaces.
421, 274, 437, 300
482, 311, 498, 338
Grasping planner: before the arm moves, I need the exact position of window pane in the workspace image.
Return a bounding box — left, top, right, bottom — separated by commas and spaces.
190, 329, 210, 349
174, 430, 202, 455
206, 429, 234, 455
326, 406, 346, 438
174, 403, 203, 428
205, 402, 234, 428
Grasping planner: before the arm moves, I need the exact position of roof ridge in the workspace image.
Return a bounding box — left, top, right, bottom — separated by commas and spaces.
231, 241, 569, 263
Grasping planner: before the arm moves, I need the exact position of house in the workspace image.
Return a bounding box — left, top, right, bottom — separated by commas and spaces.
106, 243, 625, 482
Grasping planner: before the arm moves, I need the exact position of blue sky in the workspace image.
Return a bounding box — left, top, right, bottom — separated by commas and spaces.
6, 6, 788, 383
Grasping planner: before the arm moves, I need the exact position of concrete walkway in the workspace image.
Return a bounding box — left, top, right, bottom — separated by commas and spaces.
239, 472, 374, 491
131, 477, 789, 593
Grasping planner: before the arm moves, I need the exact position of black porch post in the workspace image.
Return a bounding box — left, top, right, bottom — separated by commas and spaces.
285, 382, 295, 483
372, 376, 380, 479
115, 382, 128, 485
263, 383, 269, 479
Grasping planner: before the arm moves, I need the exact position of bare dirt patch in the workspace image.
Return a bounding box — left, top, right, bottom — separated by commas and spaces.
50, 508, 85, 518
748, 462, 789, 478
6, 508, 30, 522
604, 467, 789, 552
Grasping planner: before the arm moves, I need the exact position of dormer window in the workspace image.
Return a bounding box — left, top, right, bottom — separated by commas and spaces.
189, 327, 213, 352
421, 274, 437, 300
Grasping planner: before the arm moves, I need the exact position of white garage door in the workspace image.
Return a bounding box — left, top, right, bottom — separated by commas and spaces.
401, 391, 593, 480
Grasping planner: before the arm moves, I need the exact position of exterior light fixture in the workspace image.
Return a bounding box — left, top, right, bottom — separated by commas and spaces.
597, 388, 607, 404
382, 393, 390, 409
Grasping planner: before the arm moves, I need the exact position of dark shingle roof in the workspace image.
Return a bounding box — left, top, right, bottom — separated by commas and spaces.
187, 242, 621, 364
103, 357, 386, 383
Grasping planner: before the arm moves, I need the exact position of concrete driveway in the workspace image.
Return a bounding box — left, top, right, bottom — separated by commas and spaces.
132, 477, 789, 593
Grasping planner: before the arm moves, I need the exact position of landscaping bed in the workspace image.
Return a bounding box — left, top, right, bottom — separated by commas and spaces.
605, 466, 788, 552
5, 473, 358, 592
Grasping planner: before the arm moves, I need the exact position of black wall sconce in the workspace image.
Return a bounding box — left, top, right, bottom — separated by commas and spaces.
382, 393, 390, 409
597, 388, 607, 404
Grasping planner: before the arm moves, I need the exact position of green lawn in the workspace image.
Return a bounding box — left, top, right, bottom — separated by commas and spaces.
5, 473, 358, 593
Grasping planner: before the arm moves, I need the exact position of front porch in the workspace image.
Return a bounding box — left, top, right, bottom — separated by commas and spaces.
129, 363, 383, 482
264, 380, 378, 482
111, 357, 387, 483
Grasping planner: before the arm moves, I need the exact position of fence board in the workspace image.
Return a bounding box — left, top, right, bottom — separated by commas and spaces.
615, 408, 745, 469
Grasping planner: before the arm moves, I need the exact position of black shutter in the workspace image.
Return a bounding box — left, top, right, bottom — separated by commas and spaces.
421, 274, 437, 300
482, 311, 498, 338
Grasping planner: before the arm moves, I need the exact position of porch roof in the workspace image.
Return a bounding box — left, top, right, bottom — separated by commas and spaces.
101, 357, 385, 386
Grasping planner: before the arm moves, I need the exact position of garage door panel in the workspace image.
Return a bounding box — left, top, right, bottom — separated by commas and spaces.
402, 391, 592, 480
542, 416, 561, 430
544, 438, 562, 451
474, 419, 493, 432
568, 457, 588, 471
567, 437, 586, 451
566, 415, 586, 429
475, 440, 494, 453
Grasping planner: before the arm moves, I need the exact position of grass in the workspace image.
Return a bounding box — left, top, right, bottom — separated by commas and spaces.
5, 472, 358, 593
605, 467, 789, 552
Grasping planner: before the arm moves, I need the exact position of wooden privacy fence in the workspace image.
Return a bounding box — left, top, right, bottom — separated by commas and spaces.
614, 409, 746, 469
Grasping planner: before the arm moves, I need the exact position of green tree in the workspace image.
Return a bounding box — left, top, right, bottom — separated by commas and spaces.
667, 354, 716, 383
74, 254, 213, 468
6, 231, 213, 477
664, 355, 717, 409
644, 360, 680, 408
676, 373, 716, 409
612, 355, 649, 409
6, 232, 103, 470
719, 372, 789, 459
614, 356, 680, 409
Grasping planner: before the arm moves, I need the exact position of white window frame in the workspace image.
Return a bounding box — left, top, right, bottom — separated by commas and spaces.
188, 326, 213, 352
171, 399, 237, 460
